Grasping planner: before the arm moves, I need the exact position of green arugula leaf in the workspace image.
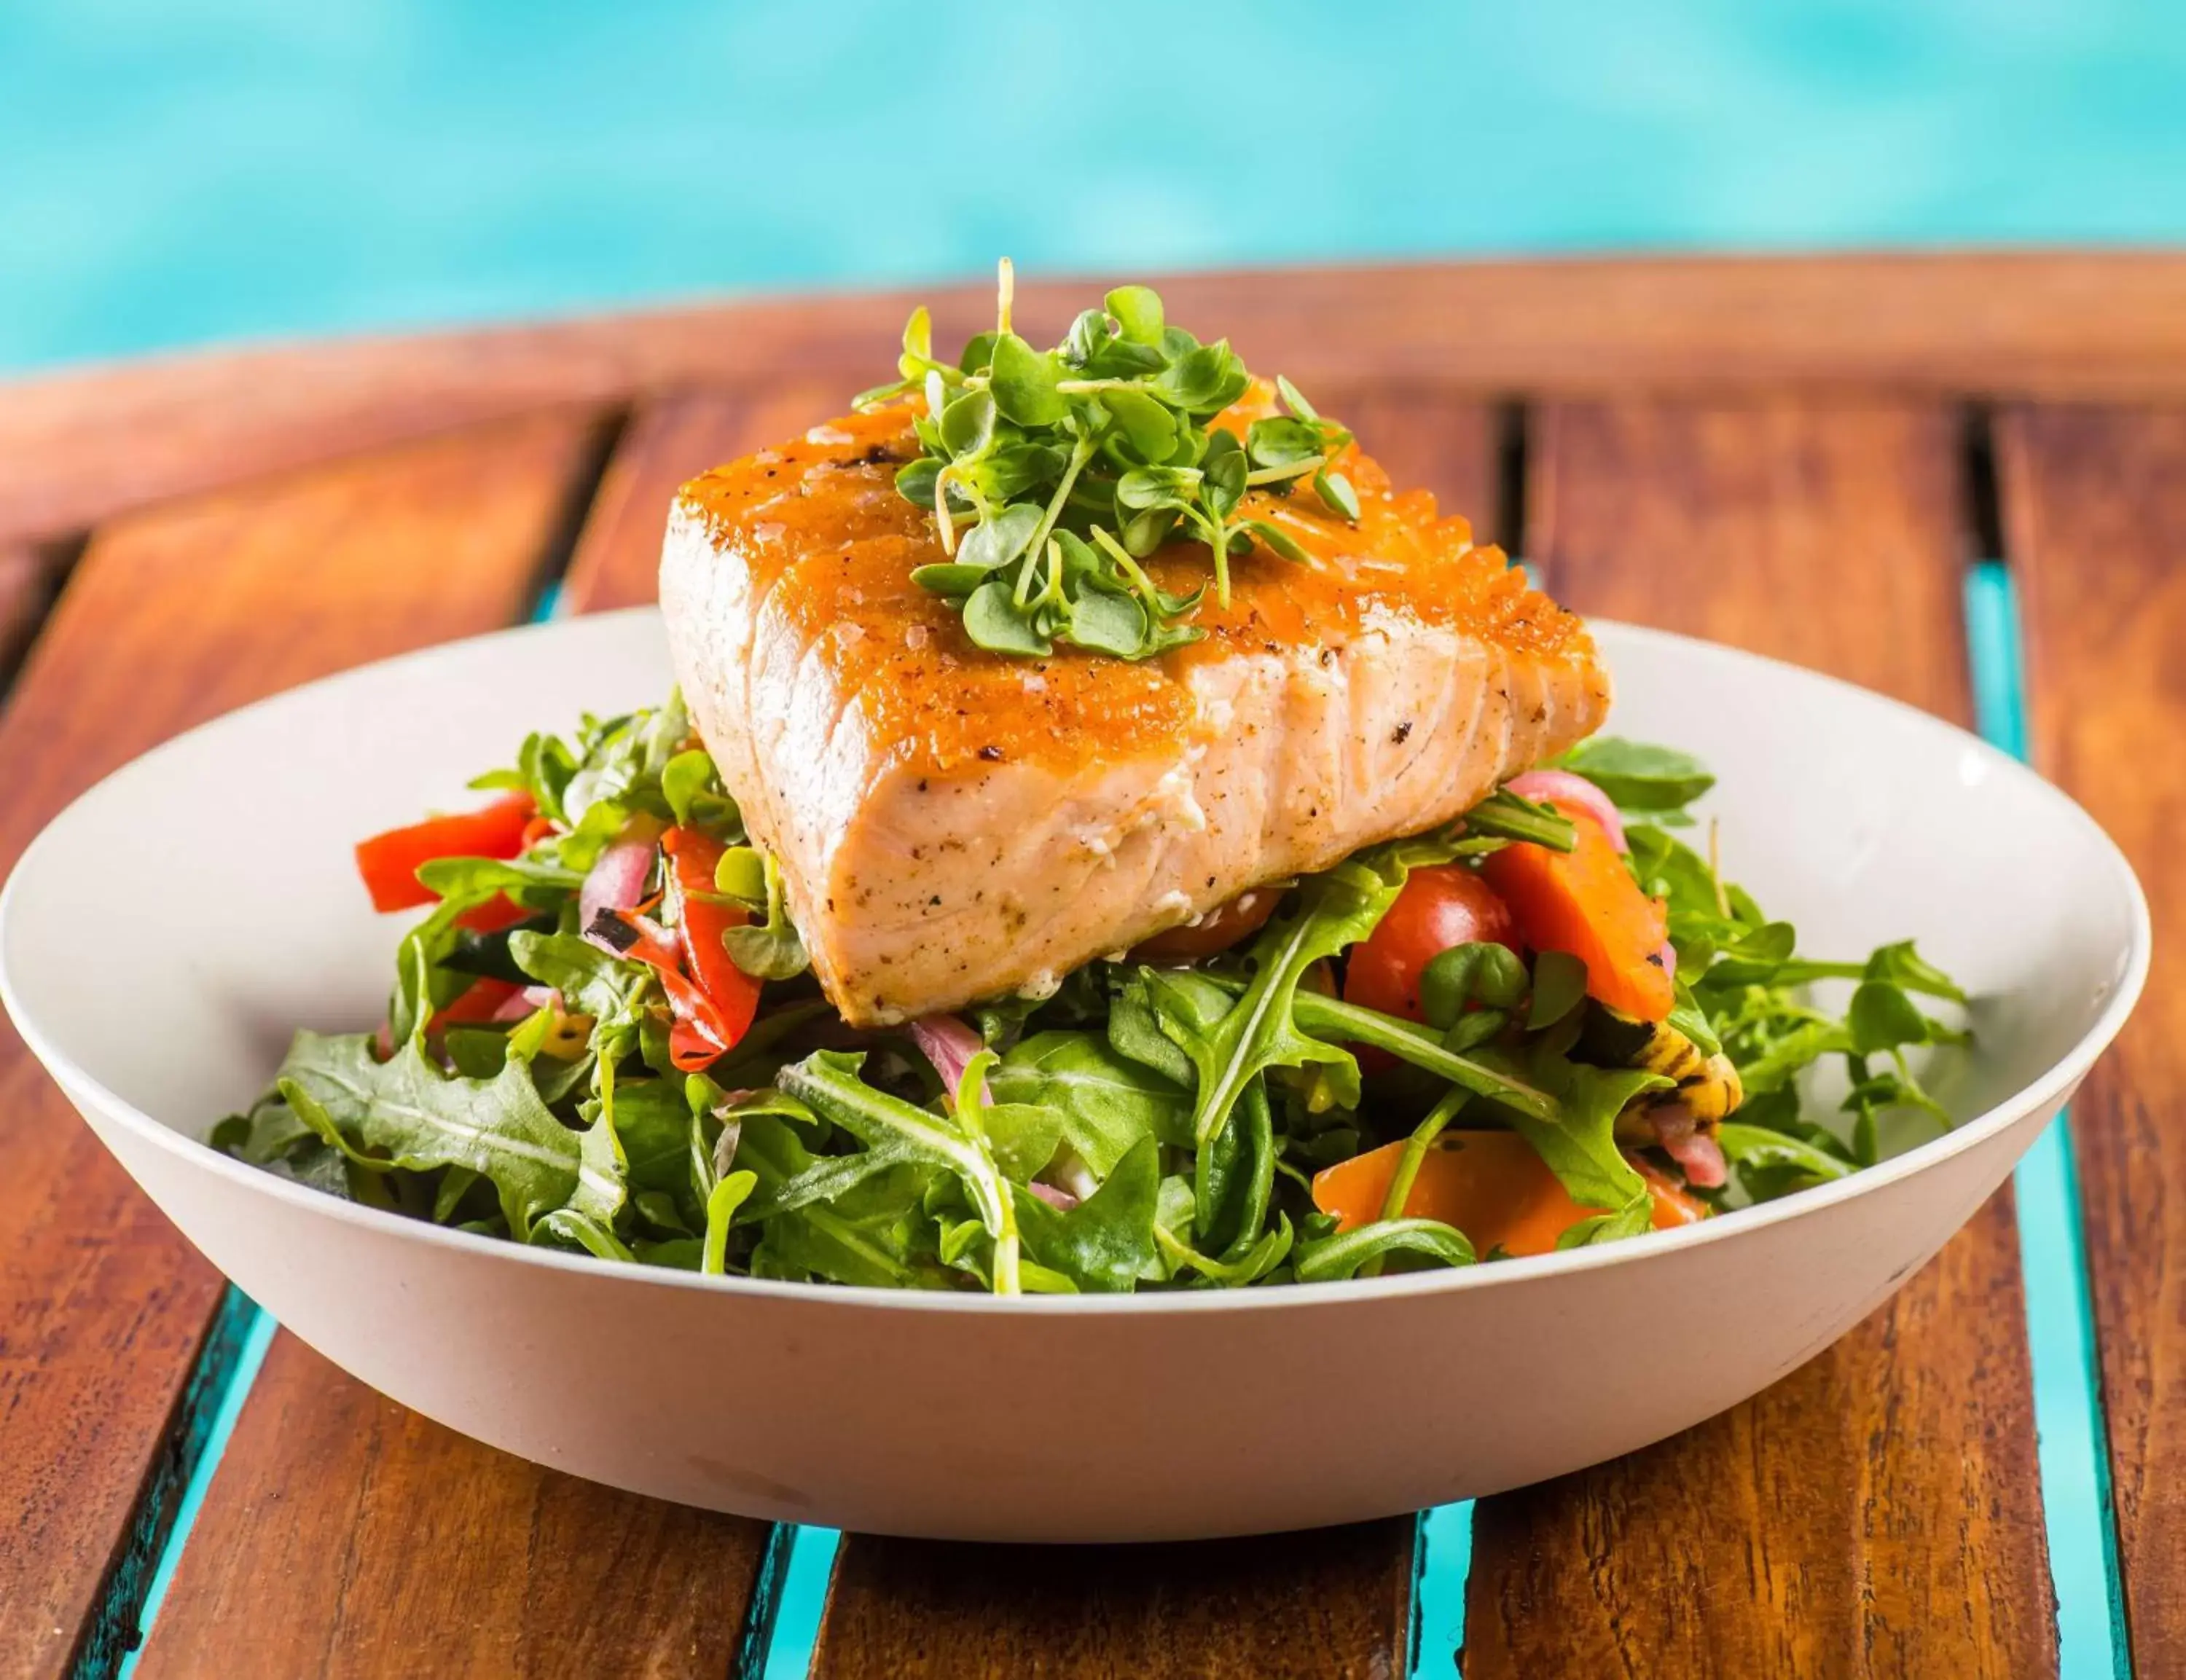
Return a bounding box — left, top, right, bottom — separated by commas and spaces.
990, 1029, 1192, 1177
1715, 1122, 1854, 1198
510, 931, 645, 1026
1499, 1053, 1669, 1247
533, 1209, 635, 1262
274, 1031, 581, 1240
1153, 1212, 1296, 1287
1459, 789, 1578, 852
1629, 833, 1719, 923
1013, 1136, 1161, 1292
1151, 853, 1421, 1154
1554, 738, 1716, 812
748, 1167, 936, 1288
1296, 1218, 1475, 1282
1289, 992, 1557, 1122
1196, 1078, 1275, 1260
1847, 980, 1932, 1056
775, 1050, 1022, 1292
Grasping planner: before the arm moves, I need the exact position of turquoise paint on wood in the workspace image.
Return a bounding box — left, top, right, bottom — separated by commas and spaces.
1965, 562, 2131, 1680
759, 1526, 841, 1679
1414, 1502, 1473, 1676
112, 1296, 277, 1680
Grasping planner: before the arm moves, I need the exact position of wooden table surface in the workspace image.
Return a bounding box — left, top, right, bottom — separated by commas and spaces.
0, 253, 2178, 1679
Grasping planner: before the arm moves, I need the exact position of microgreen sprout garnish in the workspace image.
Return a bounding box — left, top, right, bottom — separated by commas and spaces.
854, 259, 1359, 660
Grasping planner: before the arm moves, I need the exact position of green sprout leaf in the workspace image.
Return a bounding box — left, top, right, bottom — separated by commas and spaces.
989, 332, 1069, 426
1104, 285, 1166, 345
869, 264, 1353, 651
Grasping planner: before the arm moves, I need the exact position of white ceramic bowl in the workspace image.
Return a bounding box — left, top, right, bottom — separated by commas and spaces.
0, 611, 2148, 1542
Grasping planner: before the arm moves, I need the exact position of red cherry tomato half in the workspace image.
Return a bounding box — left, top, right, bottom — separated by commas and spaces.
1342, 864, 1517, 1024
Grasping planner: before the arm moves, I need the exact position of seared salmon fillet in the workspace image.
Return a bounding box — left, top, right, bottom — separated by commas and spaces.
660, 402, 1610, 1027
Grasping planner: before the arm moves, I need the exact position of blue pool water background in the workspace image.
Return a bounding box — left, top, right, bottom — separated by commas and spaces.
4, 0, 2185, 375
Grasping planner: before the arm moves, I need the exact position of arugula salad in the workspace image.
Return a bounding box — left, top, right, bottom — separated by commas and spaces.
215, 706, 1968, 1292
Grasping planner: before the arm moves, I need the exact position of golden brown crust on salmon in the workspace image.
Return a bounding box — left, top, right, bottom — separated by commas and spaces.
662, 401, 1610, 1025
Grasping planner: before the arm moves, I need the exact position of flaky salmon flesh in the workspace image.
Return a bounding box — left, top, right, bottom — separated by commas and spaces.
660, 399, 1610, 1027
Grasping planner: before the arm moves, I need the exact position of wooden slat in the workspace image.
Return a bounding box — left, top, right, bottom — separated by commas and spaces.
561, 381, 839, 613
1316, 383, 1502, 546
810, 389, 1500, 1679
2002, 404, 2186, 1670
131, 406, 778, 1674
135, 1338, 770, 1678
813, 1520, 1415, 1680
0, 410, 606, 1679
10, 254, 2186, 550
1464, 399, 2057, 1678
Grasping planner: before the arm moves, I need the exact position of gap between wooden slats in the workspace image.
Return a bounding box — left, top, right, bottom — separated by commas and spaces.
1462, 399, 2058, 1679
2001, 404, 2186, 1676
560, 381, 845, 613
0, 411, 611, 1679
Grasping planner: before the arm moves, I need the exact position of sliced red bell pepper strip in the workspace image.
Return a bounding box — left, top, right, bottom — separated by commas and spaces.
355, 792, 536, 913
453, 895, 538, 934
429, 976, 524, 1032
661, 827, 763, 1053
587, 906, 751, 1074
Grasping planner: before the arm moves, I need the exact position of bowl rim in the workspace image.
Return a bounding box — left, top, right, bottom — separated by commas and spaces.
0, 608, 2152, 1319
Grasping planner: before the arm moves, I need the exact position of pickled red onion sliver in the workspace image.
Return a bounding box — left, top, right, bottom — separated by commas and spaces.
579, 818, 662, 927
909, 1013, 984, 1097
1665, 1128, 1729, 1190
1503, 769, 1626, 853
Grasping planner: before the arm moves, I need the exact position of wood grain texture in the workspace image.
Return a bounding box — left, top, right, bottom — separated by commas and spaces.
0, 410, 606, 1680
804, 392, 1500, 1680
134, 1337, 772, 1680
560, 380, 839, 613
813, 1519, 1416, 1680
9, 254, 2186, 549
132, 415, 777, 1676
1315, 384, 1502, 546
1464, 399, 2057, 1679
2002, 404, 2186, 1676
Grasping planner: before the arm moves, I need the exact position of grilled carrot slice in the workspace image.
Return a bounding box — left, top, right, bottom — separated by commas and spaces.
1312, 1130, 1706, 1256
1481, 804, 1673, 1021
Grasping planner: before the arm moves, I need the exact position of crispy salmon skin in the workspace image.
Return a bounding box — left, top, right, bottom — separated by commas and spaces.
660, 399, 1609, 1026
